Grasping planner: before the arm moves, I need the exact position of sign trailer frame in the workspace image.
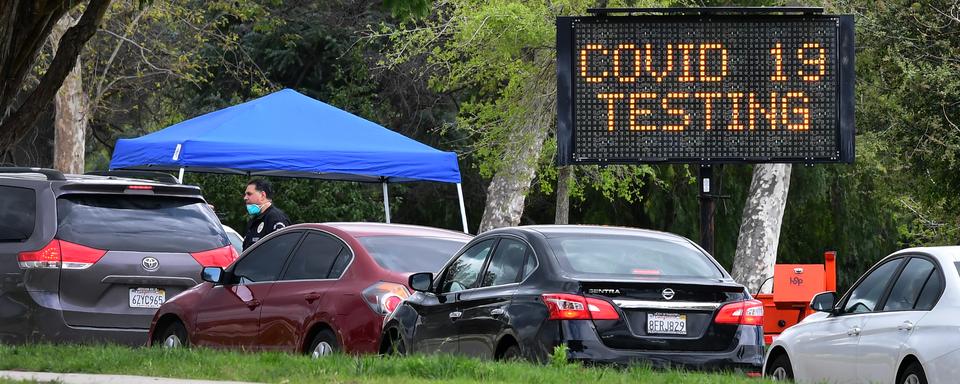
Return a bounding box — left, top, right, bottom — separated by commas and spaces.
555, 7, 855, 255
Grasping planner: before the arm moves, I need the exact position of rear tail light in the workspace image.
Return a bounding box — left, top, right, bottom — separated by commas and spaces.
18, 240, 61, 269
362, 282, 410, 315
126, 185, 153, 190
542, 293, 620, 320
18, 239, 106, 270
60, 241, 108, 269
714, 299, 764, 326
190, 245, 239, 268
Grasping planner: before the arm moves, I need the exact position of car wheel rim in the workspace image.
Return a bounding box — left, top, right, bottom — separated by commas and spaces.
904, 373, 920, 384
771, 367, 788, 380
163, 334, 182, 348
312, 341, 333, 358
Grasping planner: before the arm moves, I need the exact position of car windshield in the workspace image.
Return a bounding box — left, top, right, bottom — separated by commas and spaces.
359, 236, 467, 273
547, 235, 724, 279
57, 194, 228, 253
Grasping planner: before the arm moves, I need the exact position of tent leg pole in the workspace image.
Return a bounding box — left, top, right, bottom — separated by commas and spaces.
382, 182, 391, 223
178, 167, 185, 184
457, 183, 468, 234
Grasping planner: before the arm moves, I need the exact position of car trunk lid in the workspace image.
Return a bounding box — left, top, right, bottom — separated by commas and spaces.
59, 250, 203, 328
55, 193, 232, 329
580, 280, 749, 352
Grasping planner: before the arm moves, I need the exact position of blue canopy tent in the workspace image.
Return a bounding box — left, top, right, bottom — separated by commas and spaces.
110, 89, 468, 232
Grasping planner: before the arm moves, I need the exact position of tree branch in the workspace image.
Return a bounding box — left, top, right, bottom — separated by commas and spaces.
89, 122, 115, 152
0, 0, 112, 152
92, 6, 148, 115
0, 1, 69, 121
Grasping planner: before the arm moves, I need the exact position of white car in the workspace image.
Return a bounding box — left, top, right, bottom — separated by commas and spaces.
764, 246, 960, 383
222, 224, 244, 254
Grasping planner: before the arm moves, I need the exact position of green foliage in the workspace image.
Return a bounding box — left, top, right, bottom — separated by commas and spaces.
74, 0, 960, 294
384, 0, 431, 19
776, 153, 904, 290
408, 0, 576, 178
549, 344, 569, 367
184, 174, 386, 235
838, 0, 960, 243
382, 0, 681, 214
0, 344, 771, 384
83, 0, 278, 163
89, 2, 395, 229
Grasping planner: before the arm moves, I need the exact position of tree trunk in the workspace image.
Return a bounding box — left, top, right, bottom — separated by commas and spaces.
51, 13, 87, 174
555, 166, 571, 224
732, 163, 792, 294
478, 61, 555, 232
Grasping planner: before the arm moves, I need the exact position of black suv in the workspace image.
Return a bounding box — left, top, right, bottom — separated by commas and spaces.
0, 168, 236, 345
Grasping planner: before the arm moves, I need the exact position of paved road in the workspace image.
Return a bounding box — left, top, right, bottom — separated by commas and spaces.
0, 371, 260, 384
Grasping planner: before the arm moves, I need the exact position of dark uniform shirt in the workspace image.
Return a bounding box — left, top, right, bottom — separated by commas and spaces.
242, 205, 291, 250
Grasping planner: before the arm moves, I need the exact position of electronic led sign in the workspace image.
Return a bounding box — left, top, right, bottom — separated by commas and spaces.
556, 14, 855, 164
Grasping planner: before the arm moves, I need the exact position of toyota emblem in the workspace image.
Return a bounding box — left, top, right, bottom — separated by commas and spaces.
142, 257, 159, 272
662, 288, 675, 300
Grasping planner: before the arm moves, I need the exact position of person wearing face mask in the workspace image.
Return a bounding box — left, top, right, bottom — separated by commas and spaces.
242, 178, 291, 250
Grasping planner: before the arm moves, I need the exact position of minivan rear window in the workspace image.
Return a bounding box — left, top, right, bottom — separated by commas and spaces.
0, 185, 36, 242
547, 235, 724, 279
57, 194, 228, 253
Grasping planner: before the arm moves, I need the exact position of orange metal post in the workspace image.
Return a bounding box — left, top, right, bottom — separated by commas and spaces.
824, 251, 837, 292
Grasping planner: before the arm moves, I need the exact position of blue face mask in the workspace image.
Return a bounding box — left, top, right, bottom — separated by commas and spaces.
246, 204, 261, 216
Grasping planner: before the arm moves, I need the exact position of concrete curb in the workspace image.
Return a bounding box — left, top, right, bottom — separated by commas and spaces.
0, 371, 261, 384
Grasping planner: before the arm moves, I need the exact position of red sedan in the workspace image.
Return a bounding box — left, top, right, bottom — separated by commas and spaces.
147, 223, 470, 356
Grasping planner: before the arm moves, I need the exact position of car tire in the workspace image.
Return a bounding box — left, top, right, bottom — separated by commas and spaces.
308, 329, 340, 359
766, 353, 794, 381
899, 361, 927, 384
384, 328, 407, 356
157, 321, 189, 349
498, 344, 521, 361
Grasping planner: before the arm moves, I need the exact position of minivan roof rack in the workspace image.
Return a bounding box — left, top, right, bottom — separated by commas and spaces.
85, 170, 180, 184
0, 167, 66, 181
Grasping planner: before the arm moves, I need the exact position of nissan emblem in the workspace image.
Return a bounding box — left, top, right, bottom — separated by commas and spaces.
662, 288, 675, 300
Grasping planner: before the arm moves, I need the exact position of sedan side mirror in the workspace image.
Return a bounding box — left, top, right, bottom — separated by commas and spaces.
201, 267, 224, 284
409, 272, 433, 293
810, 291, 838, 313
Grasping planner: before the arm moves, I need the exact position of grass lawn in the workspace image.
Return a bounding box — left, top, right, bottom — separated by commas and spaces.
0, 344, 769, 384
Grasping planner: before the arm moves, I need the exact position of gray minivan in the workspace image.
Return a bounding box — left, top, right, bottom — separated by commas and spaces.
0, 168, 236, 345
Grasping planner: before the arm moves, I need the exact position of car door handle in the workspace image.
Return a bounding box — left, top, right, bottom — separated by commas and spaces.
449, 311, 462, 320
847, 327, 861, 336
491, 308, 505, 316
246, 299, 261, 310
304, 292, 322, 303
897, 321, 914, 331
